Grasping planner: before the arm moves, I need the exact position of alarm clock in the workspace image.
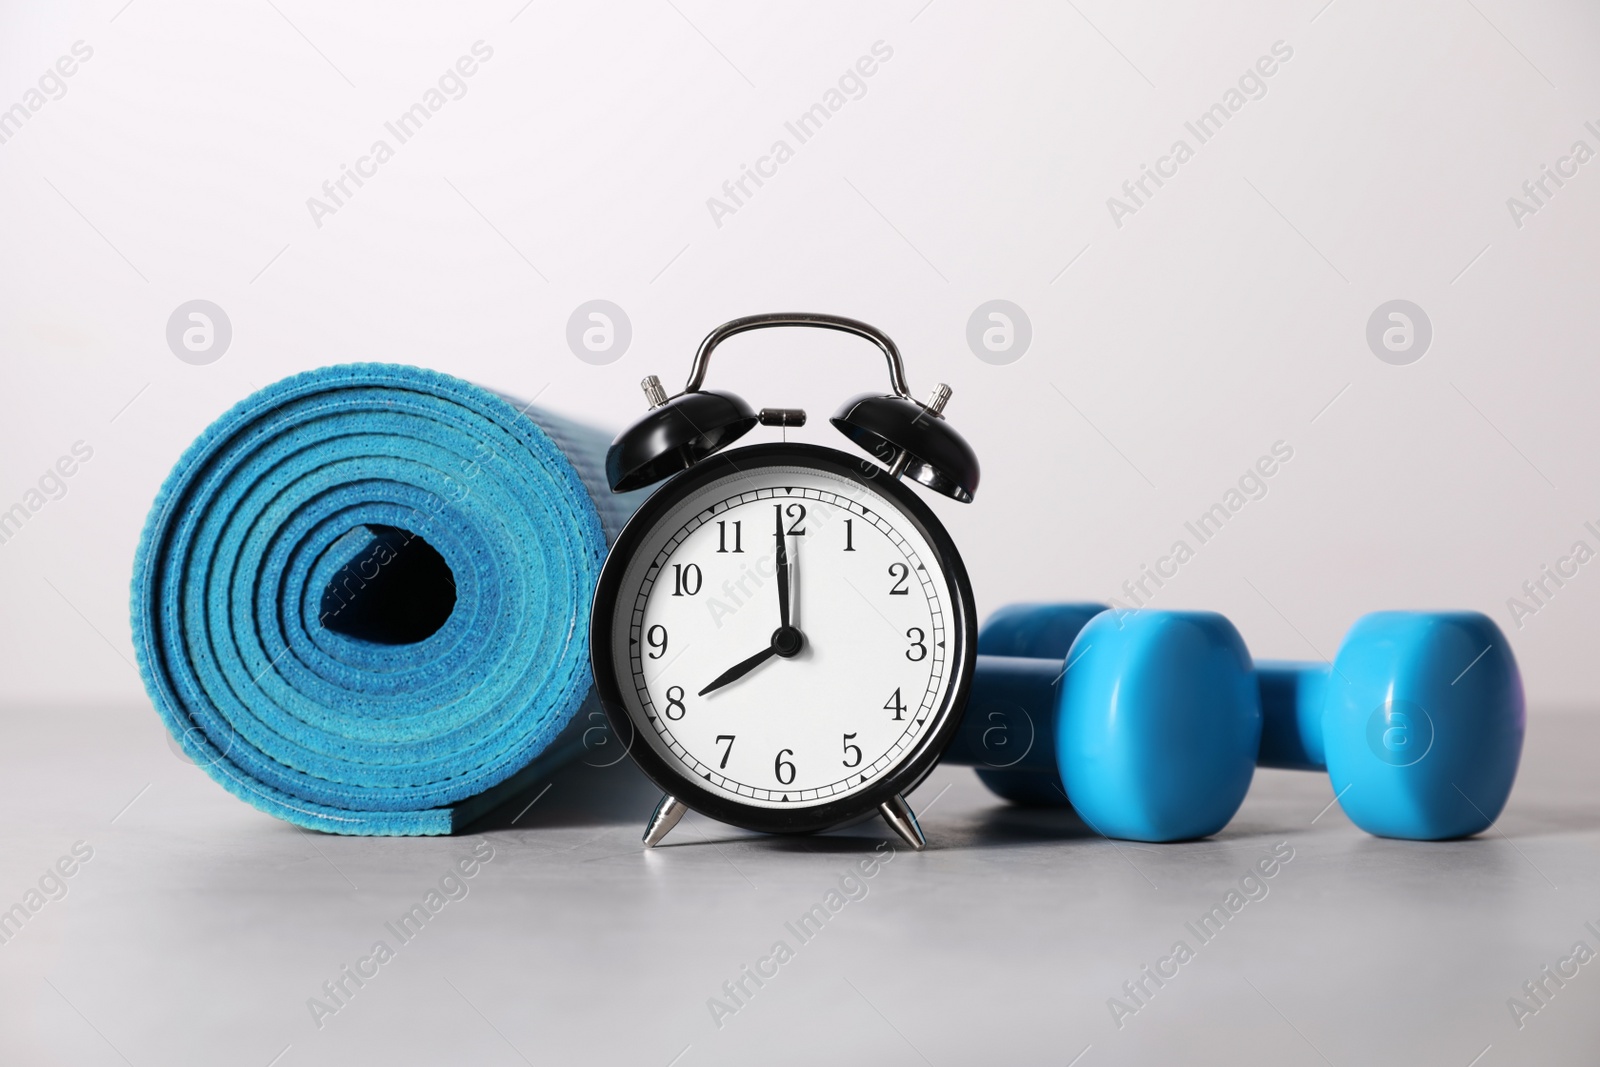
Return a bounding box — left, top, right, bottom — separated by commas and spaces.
589, 313, 980, 851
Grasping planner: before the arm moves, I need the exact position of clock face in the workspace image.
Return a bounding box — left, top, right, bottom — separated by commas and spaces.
592, 444, 974, 833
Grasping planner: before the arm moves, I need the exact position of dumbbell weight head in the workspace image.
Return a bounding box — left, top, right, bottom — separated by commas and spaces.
951, 606, 1261, 841
977, 602, 1109, 660
1317, 611, 1523, 840
948, 604, 1109, 805
1058, 610, 1261, 841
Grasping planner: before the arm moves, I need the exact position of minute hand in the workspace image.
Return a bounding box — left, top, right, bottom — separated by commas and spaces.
698, 645, 779, 697
775, 506, 791, 628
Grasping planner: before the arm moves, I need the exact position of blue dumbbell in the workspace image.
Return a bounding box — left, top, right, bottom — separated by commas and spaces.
943, 604, 1525, 841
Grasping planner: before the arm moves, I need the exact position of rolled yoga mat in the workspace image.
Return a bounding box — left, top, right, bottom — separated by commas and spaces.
131, 363, 635, 835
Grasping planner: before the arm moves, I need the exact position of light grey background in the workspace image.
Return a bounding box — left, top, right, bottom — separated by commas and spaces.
3, 0, 1599, 708
3, 2, 1600, 1064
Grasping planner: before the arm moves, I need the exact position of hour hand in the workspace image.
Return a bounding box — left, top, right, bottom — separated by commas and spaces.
698, 645, 778, 696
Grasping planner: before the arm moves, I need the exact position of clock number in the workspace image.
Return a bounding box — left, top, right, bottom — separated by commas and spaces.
671, 563, 702, 596
646, 625, 669, 660
884, 687, 906, 721
664, 685, 686, 720
843, 518, 855, 551
717, 520, 743, 553
775, 502, 806, 536
842, 733, 862, 768
888, 562, 910, 595
715, 734, 735, 769
774, 748, 796, 785
905, 627, 927, 662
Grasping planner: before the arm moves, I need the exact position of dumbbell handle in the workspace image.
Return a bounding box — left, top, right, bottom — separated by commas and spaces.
942, 602, 1104, 798
1255, 661, 1327, 770
945, 656, 1332, 783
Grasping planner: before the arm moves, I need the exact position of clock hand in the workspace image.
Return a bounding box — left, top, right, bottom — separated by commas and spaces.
698, 645, 778, 696
696, 623, 805, 697
774, 505, 791, 629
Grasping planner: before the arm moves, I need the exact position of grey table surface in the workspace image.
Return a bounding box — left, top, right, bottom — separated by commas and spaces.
2, 703, 1595, 1067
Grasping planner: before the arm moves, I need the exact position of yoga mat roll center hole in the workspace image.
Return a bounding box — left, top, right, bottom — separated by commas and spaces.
318, 525, 458, 646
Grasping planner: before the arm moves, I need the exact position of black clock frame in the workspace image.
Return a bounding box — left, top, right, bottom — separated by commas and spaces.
589, 442, 977, 836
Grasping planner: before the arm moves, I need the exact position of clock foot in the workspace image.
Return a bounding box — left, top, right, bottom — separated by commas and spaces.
879, 793, 927, 851
643, 794, 689, 847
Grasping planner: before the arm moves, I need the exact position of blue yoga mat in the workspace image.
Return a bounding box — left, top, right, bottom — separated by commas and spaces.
131, 364, 634, 835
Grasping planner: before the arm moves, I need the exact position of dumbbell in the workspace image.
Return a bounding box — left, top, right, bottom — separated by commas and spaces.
942, 603, 1525, 841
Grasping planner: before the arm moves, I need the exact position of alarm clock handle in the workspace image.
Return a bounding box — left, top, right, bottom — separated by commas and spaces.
683, 312, 914, 399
